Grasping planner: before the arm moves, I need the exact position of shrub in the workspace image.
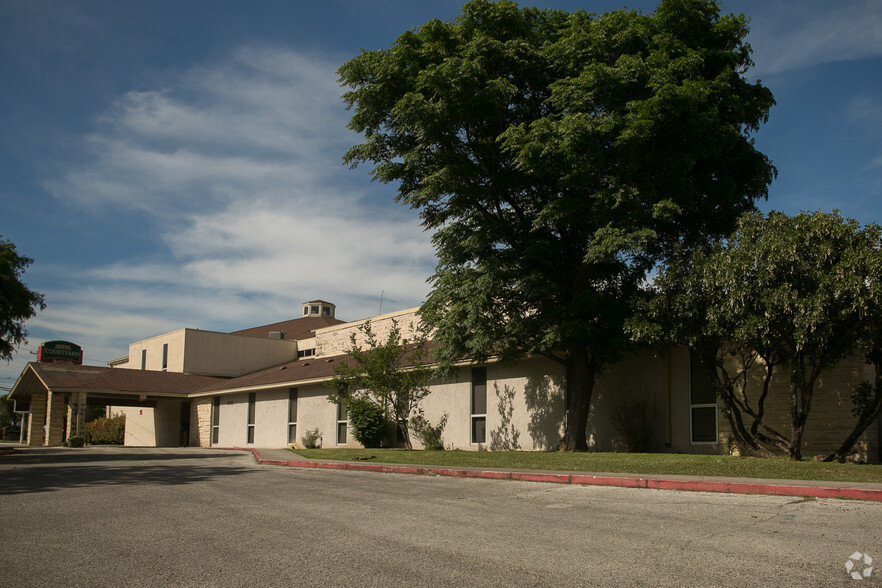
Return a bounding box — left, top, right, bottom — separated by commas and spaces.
85, 415, 125, 445
410, 409, 447, 450
346, 397, 389, 448
301, 428, 322, 449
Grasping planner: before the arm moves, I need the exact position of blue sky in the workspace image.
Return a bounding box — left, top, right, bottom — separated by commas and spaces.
2, 0, 881, 388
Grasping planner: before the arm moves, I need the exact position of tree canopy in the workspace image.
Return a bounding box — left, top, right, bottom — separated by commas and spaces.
632, 211, 882, 461
0, 235, 45, 362
339, 0, 775, 450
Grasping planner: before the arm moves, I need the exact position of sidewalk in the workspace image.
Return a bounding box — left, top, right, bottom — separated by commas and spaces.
245, 447, 882, 502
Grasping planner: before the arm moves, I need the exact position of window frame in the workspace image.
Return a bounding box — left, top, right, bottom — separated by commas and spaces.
246, 392, 256, 444
689, 349, 718, 445
336, 400, 347, 445
287, 388, 298, 445
211, 396, 220, 445
471, 367, 487, 445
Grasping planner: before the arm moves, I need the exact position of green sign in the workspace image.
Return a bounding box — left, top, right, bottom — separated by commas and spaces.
38, 341, 83, 364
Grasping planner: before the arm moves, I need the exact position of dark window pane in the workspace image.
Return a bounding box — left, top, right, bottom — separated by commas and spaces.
247, 426, 255, 444
288, 424, 297, 444
691, 407, 717, 443
337, 422, 347, 444
288, 389, 298, 423
689, 349, 717, 405
472, 417, 486, 444
472, 367, 487, 414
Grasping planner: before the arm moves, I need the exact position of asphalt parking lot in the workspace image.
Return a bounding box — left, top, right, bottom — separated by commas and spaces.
1, 447, 880, 586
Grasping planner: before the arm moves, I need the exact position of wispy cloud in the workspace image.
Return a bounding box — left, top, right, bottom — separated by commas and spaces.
26, 45, 435, 369
742, 0, 882, 76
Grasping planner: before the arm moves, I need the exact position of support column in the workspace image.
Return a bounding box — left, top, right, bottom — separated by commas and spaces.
191, 397, 212, 448
67, 391, 87, 441
44, 391, 66, 446
26, 392, 47, 447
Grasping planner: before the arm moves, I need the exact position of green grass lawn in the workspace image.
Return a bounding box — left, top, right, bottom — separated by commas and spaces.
291, 448, 882, 484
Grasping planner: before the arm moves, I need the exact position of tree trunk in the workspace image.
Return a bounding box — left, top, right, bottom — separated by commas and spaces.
398, 420, 413, 450
786, 361, 807, 461
560, 347, 595, 452
824, 376, 882, 462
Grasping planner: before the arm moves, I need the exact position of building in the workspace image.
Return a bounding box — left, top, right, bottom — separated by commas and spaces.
8, 300, 882, 461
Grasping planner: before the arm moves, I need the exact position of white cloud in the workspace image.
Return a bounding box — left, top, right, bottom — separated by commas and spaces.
739, 0, 882, 76
13, 44, 436, 381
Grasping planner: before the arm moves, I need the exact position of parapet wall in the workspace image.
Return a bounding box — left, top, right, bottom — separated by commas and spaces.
314, 308, 422, 357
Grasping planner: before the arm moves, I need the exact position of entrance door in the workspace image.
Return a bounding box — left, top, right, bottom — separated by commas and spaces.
179, 402, 191, 447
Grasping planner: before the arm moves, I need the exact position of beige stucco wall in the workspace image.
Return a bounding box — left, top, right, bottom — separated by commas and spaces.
408, 359, 564, 451
252, 388, 289, 447
181, 330, 299, 377
112, 338, 879, 460
127, 330, 188, 372
121, 400, 188, 447
125, 329, 299, 377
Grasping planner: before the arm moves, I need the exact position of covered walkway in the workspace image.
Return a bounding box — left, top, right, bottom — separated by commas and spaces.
8, 362, 221, 446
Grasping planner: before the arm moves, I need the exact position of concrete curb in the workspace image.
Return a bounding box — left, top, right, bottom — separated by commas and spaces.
235, 448, 882, 502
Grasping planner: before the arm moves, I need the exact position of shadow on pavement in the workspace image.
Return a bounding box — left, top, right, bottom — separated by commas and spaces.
0, 447, 253, 495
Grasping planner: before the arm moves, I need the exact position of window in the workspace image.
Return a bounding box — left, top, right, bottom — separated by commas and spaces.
337, 400, 347, 445
297, 348, 315, 359
287, 388, 298, 444
247, 392, 256, 444
689, 350, 718, 444
471, 367, 487, 444
322, 306, 331, 316
140, 349, 146, 370
211, 397, 220, 445
311, 305, 319, 315
162, 343, 168, 371
303, 307, 309, 316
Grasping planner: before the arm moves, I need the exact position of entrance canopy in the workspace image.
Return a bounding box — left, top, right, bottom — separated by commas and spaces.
8, 362, 222, 446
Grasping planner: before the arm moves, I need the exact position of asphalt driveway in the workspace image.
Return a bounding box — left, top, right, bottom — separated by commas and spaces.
2, 447, 880, 587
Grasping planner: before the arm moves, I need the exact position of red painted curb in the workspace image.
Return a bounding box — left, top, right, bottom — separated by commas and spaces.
570, 475, 647, 489
510, 472, 570, 484
238, 449, 882, 502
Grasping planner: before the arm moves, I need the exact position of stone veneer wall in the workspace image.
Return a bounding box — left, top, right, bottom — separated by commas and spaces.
716, 355, 879, 461
45, 392, 66, 446
315, 309, 422, 358
191, 397, 213, 448
27, 391, 47, 446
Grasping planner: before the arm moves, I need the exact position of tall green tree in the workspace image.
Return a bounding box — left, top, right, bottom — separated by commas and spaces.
339, 0, 774, 450
1, 235, 45, 361
632, 211, 882, 461
325, 319, 434, 449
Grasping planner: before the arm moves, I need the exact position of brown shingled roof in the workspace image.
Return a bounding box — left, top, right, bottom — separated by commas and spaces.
195, 356, 347, 393
24, 362, 223, 396
195, 341, 439, 395
229, 316, 344, 341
